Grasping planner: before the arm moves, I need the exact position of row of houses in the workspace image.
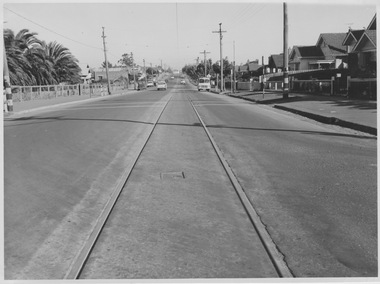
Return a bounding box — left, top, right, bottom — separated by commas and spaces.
81, 65, 164, 85
236, 14, 376, 99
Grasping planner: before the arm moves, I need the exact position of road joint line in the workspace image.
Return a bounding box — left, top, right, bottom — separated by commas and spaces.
189, 98, 294, 278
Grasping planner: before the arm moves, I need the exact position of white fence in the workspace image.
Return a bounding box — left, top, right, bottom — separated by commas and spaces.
10, 83, 126, 103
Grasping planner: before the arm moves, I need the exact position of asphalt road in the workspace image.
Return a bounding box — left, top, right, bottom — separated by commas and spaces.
4, 79, 377, 279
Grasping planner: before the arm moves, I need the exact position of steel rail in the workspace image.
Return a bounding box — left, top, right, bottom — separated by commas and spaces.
64, 91, 174, 279
188, 94, 294, 278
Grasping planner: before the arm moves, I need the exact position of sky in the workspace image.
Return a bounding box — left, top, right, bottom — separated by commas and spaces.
2, 0, 378, 74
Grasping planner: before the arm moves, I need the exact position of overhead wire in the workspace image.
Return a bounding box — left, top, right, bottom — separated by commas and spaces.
4, 7, 103, 51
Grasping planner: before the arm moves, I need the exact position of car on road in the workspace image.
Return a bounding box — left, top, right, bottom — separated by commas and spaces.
180, 79, 186, 84
147, 81, 154, 87
157, 81, 167, 91
198, 77, 211, 91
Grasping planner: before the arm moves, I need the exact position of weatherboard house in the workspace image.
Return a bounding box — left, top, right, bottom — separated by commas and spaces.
343, 14, 376, 98
289, 32, 347, 71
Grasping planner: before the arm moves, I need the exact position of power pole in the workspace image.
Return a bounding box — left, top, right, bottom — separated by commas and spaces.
195, 57, 200, 65
200, 50, 210, 77
101, 27, 111, 95
283, 2, 289, 99
131, 52, 136, 90
143, 59, 147, 88
233, 41, 236, 93
213, 23, 226, 92
262, 56, 265, 97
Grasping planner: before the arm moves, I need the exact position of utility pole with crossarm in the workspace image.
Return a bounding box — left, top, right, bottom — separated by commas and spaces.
101, 27, 111, 95
200, 50, 210, 77
213, 23, 226, 92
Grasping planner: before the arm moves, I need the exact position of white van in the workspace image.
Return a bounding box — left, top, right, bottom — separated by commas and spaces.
198, 77, 211, 92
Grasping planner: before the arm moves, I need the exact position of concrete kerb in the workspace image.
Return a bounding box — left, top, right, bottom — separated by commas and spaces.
228, 93, 377, 136
3, 91, 135, 117
273, 105, 377, 136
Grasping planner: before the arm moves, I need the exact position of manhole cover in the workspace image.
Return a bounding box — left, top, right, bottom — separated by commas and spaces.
160, 171, 185, 180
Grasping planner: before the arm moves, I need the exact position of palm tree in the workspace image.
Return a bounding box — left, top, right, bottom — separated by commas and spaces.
43, 41, 82, 84
3, 28, 39, 85
4, 28, 82, 85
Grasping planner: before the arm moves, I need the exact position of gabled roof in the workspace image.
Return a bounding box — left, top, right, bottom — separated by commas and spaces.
269, 54, 284, 68
293, 46, 325, 58
367, 14, 376, 30
238, 61, 262, 72
248, 61, 262, 71
239, 64, 248, 72
317, 33, 347, 55
342, 29, 365, 46
352, 29, 377, 52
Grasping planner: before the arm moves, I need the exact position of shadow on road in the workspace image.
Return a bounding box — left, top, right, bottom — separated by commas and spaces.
206, 124, 376, 140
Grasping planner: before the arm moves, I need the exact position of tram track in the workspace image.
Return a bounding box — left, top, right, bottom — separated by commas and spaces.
64, 92, 174, 279
65, 88, 293, 279
187, 94, 293, 278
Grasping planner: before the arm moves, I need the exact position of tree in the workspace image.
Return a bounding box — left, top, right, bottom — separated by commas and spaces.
101, 61, 113, 68
4, 28, 82, 85
182, 64, 198, 81
43, 41, 82, 84
146, 67, 156, 76
4, 28, 41, 85
118, 53, 133, 67
211, 57, 232, 77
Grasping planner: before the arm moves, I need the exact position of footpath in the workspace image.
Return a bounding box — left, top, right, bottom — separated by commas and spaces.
225, 90, 377, 136
3, 89, 135, 117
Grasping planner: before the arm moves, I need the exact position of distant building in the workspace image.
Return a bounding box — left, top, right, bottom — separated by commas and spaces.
237, 60, 263, 79
267, 53, 284, 73
92, 67, 129, 84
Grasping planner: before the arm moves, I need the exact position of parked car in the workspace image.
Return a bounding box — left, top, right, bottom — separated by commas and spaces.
180, 79, 186, 84
147, 81, 154, 87
157, 81, 167, 91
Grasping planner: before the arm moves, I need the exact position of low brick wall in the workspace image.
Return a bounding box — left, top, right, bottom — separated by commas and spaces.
11, 84, 125, 102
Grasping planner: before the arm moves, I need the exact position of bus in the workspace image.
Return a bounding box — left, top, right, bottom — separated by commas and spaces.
198, 77, 211, 92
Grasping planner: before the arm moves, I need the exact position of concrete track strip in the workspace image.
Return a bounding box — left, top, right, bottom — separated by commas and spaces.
64, 93, 174, 279
188, 96, 294, 278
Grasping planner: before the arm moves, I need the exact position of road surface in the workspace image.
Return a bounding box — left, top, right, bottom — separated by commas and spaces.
4, 79, 377, 279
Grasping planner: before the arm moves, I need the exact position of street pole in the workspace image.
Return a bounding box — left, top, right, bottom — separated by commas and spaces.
3, 42, 13, 112
143, 59, 147, 88
262, 56, 265, 98
131, 52, 136, 90
283, 2, 289, 99
101, 27, 111, 95
213, 23, 226, 92
233, 40, 236, 93
200, 50, 210, 77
